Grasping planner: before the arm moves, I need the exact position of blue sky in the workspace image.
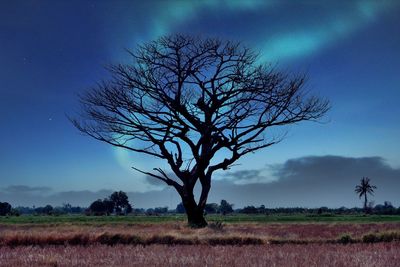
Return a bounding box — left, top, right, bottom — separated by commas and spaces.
0, 0, 399, 208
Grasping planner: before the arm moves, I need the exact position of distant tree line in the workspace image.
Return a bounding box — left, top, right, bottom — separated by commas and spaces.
0, 203, 83, 216
236, 202, 400, 215
175, 199, 234, 215
1, 199, 400, 216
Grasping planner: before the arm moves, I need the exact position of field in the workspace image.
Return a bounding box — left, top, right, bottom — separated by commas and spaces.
1, 243, 399, 267
1, 214, 400, 224
0, 214, 399, 266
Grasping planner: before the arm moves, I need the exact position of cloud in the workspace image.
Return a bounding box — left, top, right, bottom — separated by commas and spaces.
0, 187, 113, 207
222, 168, 278, 184
149, 0, 273, 38
1, 156, 399, 208
211, 155, 400, 207
2, 185, 52, 194
149, 1, 399, 63
273, 156, 392, 182
0, 184, 178, 209
145, 175, 165, 187
258, 1, 399, 62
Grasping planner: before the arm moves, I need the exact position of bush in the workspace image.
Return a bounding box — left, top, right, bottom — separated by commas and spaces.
88, 200, 107, 215
362, 233, 379, 243
10, 209, 20, 216
208, 221, 224, 231
219, 200, 233, 215
338, 234, 353, 244
384, 232, 400, 242
0, 202, 12, 216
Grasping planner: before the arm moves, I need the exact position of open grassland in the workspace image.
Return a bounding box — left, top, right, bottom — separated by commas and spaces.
0, 221, 399, 246
1, 214, 400, 224
0, 216, 399, 266
0, 243, 399, 267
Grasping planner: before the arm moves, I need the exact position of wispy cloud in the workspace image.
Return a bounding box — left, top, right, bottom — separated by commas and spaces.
149, 0, 274, 38
147, 0, 398, 63
258, 1, 398, 62
2, 185, 52, 194
221, 168, 278, 185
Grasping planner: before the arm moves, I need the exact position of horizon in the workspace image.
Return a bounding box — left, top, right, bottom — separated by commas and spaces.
2, 155, 399, 209
1, 1, 400, 209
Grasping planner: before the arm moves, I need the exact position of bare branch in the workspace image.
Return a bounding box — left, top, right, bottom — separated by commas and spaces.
71, 34, 329, 226
131, 166, 182, 192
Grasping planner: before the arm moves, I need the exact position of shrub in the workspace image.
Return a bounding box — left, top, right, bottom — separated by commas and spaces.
208, 221, 224, 231
362, 233, 379, 243
0, 202, 12, 216
219, 200, 233, 215
10, 209, 20, 216
338, 234, 353, 244
88, 200, 107, 215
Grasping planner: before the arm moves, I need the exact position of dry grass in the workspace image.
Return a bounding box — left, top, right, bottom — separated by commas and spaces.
0, 222, 399, 246
0, 243, 399, 267
0, 223, 399, 266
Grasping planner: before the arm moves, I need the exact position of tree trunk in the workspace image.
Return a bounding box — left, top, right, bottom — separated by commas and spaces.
180, 191, 207, 228
364, 194, 368, 213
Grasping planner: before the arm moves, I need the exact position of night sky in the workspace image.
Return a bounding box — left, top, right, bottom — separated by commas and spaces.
1, 0, 399, 208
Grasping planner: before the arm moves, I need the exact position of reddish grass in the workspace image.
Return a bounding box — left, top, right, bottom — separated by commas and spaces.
0, 243, 399, 267
1, 222, 399, 246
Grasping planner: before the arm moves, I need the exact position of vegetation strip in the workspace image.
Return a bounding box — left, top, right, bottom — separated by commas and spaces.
1, 214, 400, 225
0, 232, 399, 247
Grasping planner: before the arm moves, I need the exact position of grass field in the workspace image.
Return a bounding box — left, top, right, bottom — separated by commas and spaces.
1, 243, 399, 267
0, 215, 399, 266
1, 213, 400, 224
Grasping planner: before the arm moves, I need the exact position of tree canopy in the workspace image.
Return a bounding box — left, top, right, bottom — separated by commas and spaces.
72, 35, 329, 227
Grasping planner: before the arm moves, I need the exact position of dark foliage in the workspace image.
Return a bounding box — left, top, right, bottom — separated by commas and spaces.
110, 191, 131, 215
88, 199, 107, 216
0, 202, 12, 216
88, 191, 132, 215
204, 203, 219, 214
175, 202, 186, 214
219, 200, 234, 215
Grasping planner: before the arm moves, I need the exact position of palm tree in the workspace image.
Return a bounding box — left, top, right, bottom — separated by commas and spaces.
354, 177, 377, 212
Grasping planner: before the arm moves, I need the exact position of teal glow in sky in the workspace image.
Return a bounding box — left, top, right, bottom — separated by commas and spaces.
0, 0, 399, 208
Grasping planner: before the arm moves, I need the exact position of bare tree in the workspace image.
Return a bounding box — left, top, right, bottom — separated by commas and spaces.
71, 35, 329, 227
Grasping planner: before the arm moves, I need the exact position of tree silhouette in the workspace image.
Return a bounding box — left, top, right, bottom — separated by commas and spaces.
102, 198, 115, 215
219, 199, 234, 215
354, 177, 377, 212
0, 202, 11, 216
176, 202, 186, 213
71, 35, 329, 227
88, 199, 107, 216
109, 191, 131, 215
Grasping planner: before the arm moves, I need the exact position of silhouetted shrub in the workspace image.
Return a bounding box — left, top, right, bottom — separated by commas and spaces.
219, 200, 233, 215
88, 199, 107, 215
204, 203, 218, 214
241, 206, 259, 214
362, 233, 379, 243
154, 207, 168, 214
208, 221, 224, 231
10, 208, 20, 216
338, 234, 353, 244
175, 203, 186, 213
362, 232, 400, 243
0, 202, 12, 216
